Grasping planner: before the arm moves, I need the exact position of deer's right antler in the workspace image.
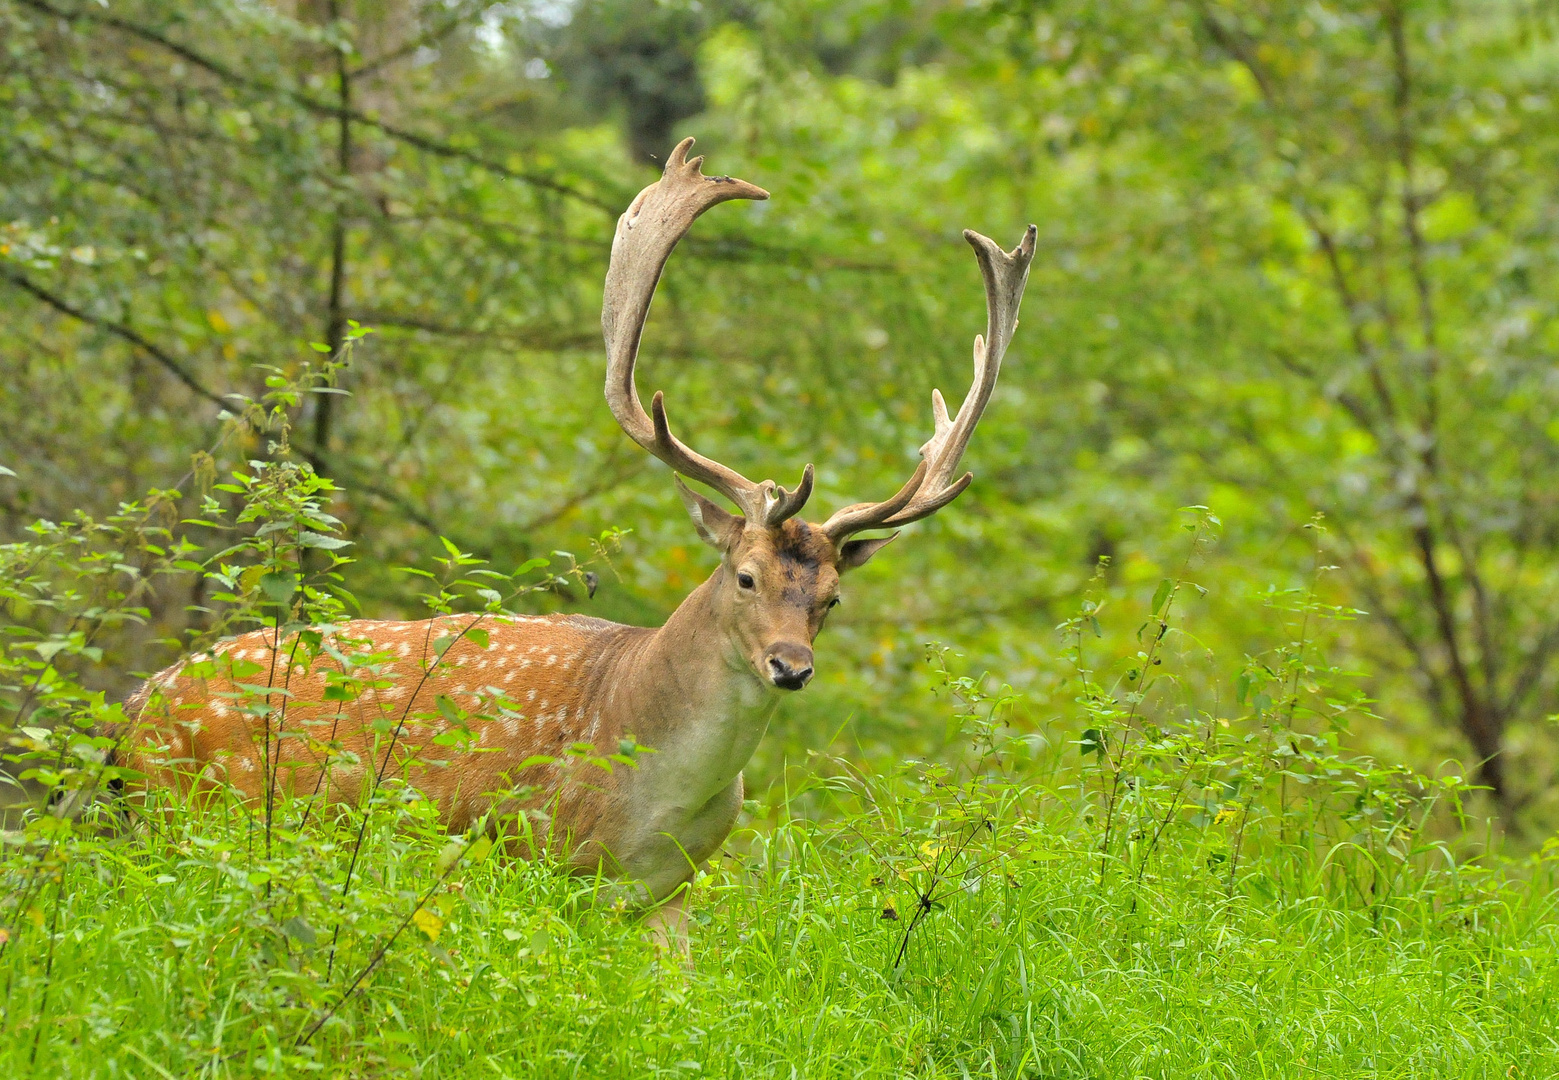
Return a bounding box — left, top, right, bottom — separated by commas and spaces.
603, 137, 815, 527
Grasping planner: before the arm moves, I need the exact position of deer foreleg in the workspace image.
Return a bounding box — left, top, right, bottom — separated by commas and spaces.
644, 886, 691, 961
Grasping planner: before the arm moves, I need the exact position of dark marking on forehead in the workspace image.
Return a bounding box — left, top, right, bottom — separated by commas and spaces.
759, 520, 835, 606
774, 519, 835, 567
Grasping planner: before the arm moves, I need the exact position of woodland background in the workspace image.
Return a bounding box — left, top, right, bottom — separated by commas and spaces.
6, 0, 1559, 834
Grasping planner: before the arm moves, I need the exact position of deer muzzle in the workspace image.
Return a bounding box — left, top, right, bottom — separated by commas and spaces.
764, 643, 814, 691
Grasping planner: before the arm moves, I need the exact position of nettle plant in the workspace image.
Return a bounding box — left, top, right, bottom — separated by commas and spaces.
1064, 509, 1481, 909
0, 334, 622, 1061
767, 508, 1488, 985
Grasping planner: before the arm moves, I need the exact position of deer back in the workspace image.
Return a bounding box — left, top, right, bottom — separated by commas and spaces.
120, 613, 646, 840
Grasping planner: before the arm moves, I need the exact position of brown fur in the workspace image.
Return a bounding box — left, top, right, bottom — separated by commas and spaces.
124, 614, 652, 862
118, 518, 856, 899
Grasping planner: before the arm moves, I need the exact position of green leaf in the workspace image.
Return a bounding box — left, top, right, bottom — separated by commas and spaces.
466, 627, 489, 650
298, 530, 352, 550
281, 916, 317, 946
308, 341, 332, 353
259, 572, 297, 604
33, 640, 70, 661
435, 839, 465, 875
1151, 579, 1173, 617
1079, 728, 1105, 759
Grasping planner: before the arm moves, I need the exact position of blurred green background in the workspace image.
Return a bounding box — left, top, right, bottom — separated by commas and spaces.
6, 0, 1559, 831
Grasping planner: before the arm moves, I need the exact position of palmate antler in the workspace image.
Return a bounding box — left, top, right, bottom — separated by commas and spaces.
603, 137, 813, 527
819, 225, 1038, 542
602, 137, 1036, 539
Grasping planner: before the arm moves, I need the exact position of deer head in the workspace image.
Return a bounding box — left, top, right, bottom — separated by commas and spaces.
603, 138, 1036, 693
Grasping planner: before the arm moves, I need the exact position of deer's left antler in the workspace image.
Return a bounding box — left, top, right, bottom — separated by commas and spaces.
820, 225, 1038, 542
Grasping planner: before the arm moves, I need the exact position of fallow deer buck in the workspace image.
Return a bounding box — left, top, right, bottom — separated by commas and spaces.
121, 138, 1035, 949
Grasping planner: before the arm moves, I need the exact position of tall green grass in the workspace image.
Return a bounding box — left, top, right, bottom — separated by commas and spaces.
3, 369, 1557, 1077
4, 765, 1557, 1077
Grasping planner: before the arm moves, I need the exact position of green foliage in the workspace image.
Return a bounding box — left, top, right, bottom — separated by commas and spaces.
0, 447, 1554, 1073
9, 0, 1559, 825
7, 1, 1559, 1068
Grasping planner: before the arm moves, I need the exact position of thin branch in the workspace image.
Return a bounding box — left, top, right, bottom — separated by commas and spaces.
349, 0, 502, 80
311, 0, 354, 475
1501, 621, 1559, 720
18, 0, 619, 214
2, 268, 465, 541
347, 310, 597, 350
2, 268, 235, 411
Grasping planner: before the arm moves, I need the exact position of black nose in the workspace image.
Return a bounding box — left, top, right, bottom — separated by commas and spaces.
765, 645, 814, 691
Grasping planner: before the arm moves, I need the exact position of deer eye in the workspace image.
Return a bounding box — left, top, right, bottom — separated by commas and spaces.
737, 571, 756, 590
827, 597, 841, 610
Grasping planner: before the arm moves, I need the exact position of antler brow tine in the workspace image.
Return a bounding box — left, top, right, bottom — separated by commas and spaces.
602, 137, 813, 527
821, 224, 1038, 543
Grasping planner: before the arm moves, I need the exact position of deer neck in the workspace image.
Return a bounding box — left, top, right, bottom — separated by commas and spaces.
611, 575, 778, 803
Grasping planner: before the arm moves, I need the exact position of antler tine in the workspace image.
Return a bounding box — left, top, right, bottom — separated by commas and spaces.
603, 137, 814, 527
822, 225, 1037, 543
817, 460, 928, 541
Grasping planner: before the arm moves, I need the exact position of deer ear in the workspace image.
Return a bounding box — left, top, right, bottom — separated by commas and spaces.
675, 476, 743, 551
838, 532, 898, 572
